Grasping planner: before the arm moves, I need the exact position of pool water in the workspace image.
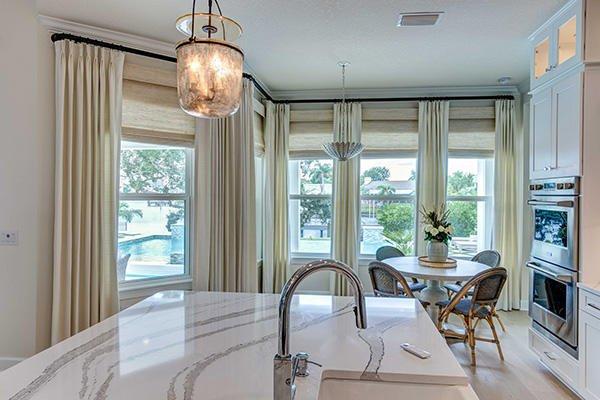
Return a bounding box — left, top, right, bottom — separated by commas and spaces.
118, 236, 183, 264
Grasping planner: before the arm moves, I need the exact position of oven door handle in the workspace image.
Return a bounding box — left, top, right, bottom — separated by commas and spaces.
526, 262, 573, 283
527, 200, 574, 207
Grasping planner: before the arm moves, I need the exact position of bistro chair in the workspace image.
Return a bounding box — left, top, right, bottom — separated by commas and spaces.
436, 267, 508, 367
443, 250, 506, 332
368, 261, 429, 308
375, 246, 426, 293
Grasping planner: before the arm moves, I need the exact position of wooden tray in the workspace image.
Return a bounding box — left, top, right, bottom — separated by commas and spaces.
418, 256, 458, 268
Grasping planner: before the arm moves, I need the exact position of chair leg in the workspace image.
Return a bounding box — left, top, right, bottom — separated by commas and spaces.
466, 317, 477, 367
486, 315, 504, 361
494, 311, 507, 333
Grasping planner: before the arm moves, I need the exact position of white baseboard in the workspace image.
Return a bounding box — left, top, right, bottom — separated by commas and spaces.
0, 357, 25, 371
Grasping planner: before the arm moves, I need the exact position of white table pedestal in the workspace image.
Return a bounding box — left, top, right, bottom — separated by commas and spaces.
418, 280, 448, 320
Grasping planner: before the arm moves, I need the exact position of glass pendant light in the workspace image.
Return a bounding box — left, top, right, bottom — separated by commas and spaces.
323, 62, 365, 161
175, 0, 244, 118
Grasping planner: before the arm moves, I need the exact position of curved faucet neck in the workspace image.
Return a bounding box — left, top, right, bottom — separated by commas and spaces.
276, 260, 367, 356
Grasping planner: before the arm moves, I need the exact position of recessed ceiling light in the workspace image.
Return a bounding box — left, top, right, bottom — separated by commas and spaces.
397, 12, 443, 27
497, 76, 512, 85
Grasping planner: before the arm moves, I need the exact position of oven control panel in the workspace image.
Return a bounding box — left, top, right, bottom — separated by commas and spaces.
529, 176, 579, 196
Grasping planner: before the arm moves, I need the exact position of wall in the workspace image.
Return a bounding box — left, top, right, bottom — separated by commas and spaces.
0, 0, 54, 362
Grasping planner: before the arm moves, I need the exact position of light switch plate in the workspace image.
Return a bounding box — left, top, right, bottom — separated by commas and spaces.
0, 231, 18, 246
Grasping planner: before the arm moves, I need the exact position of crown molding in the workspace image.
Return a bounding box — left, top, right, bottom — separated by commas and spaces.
37, 15, 274, 98
271, 85, 521, 102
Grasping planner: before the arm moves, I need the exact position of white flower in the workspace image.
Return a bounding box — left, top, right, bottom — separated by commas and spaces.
438, 226, 445, 233
430, 228, 439, 236
446, 226, 454, 234
424, 224, 432, 233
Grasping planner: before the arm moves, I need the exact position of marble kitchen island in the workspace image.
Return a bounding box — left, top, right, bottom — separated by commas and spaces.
0, 291, 477, 399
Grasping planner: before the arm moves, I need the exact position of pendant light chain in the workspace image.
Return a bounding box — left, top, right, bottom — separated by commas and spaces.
341, 63, 346, 103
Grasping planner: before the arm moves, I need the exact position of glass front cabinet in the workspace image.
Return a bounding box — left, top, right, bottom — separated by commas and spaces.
530, 1, 582, 90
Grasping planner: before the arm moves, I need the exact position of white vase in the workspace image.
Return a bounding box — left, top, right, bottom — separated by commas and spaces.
427, 240, 448, 262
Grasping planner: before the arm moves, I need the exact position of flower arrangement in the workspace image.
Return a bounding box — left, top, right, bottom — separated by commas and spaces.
420, 204, 454, 244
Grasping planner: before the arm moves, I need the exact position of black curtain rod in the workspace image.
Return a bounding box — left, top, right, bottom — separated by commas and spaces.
50, 33, 514, 104
50, 32, 274, 101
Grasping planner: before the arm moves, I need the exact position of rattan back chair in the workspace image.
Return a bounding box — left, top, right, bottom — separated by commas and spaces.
437, 267, 508, 366
368, 261, 429, 308
374, 246, 426, 292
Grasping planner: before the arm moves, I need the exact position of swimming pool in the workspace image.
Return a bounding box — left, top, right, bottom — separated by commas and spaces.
118, 235, 184, 264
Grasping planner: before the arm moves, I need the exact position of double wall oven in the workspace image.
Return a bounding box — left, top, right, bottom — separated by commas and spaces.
527, 177, 579, 358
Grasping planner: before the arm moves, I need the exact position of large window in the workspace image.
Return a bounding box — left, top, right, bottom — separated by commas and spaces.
446, 157, 493, 258
360, 158, 417, 256
289, 159, 333, 256
118, 141, 192, 283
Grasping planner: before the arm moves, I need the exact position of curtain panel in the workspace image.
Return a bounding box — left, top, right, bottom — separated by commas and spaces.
494, 99, 520, 310
331, 102, 362, 295
416, 101, 450, 255
52, 41, 124, 344
263, 102, 290, 293
194, 79, 258, 293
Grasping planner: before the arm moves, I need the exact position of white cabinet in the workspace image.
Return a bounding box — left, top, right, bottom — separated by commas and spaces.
529, 327, 579, 392
530, 71, 582, 179
530, 0, 582, 90
579, 288, 600, 400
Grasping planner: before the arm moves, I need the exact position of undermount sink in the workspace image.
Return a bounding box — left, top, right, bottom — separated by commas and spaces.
317, 378, 478, 400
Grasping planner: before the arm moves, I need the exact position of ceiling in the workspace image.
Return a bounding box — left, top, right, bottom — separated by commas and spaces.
36, 0, 568, 92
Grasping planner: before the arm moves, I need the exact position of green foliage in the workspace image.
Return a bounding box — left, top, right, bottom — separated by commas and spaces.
447, 202, 477, 238
376, 202, 415, 254
300, 199, 331, 227
362, 166, 390, 183
446, 170, 478, 237
118, 202, 143, 223
120, 148, 186, 194
166, 208, 184, 232
447, 171, 477, 196
376, 184, 395, 195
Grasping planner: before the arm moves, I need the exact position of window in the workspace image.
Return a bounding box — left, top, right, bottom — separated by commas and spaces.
118, 141, 192, 283
446, 157, 493, 258
289, 159, 333, 256
360, 157, 417, 256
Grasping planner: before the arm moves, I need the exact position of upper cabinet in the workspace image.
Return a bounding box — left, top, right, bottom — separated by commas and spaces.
530, 0, 583, 90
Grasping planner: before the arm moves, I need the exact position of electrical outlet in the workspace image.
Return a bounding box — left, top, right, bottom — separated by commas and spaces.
0, 231, 18, 246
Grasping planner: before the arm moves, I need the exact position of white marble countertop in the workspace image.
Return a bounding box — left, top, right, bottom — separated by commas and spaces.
579, 282, 600, 297
0, 291, 470, 400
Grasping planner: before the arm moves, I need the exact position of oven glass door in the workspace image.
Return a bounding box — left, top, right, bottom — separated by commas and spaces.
528, 196, 578, 269
528, 261, 577, 347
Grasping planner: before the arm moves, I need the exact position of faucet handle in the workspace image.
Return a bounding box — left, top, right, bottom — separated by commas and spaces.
293, 352, 322, 377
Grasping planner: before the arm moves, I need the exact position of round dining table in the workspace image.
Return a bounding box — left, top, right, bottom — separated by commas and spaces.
381, 256, 492, 318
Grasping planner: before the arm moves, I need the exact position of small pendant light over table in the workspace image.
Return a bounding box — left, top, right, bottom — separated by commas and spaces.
322, 61, 365, 161
175, 0, 244, 118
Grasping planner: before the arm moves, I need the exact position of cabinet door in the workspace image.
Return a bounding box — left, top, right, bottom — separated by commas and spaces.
553, 71, 582, 177
531, 29, 554, 89
554, 2, 582, 77
580, 311, 600, 400
530, 87, 554, 179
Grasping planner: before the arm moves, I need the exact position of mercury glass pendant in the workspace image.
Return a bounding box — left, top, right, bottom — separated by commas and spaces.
323, 62, 365, 161
176, 0, 244, 118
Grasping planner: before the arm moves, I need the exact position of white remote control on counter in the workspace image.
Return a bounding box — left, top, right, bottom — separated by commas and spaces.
401, 343, 431, 359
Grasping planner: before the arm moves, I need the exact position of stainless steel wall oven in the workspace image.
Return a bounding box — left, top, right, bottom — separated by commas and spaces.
527, 177, 579, 358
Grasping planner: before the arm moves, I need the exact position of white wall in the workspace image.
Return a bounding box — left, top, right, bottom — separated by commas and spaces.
0, 0, 54, 360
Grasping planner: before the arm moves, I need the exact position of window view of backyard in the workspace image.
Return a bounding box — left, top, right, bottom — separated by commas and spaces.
118, 142, 190, 282
446, 158, 494, 258
289, 156, 493, 259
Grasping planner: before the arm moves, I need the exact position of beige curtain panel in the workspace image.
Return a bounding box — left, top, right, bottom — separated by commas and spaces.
494, 99, 520, 310
51, 41, 123, 344
203, 79, 258, 293
416, 100, 450, 255
331, 102, 362, 296
263, 102, 290, 293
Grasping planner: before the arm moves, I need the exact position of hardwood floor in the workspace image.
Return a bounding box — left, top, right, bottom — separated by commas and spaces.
445, 310, 579, 400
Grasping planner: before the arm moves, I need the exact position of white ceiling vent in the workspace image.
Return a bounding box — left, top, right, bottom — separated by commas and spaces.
397, 12, 443, 27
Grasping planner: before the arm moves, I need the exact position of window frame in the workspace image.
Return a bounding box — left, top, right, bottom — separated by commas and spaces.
288, 155, 333, 260
359, 153, 418, 259
117, 139, 194, 290
446, 154, 494, 259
